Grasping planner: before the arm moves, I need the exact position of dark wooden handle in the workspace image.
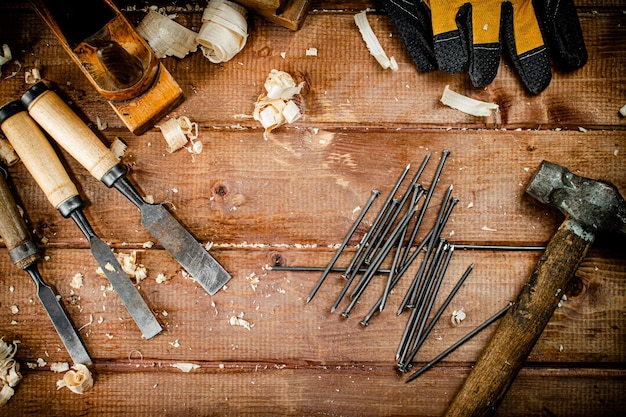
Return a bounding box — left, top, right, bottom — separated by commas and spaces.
445, 218, 593, 417
0, 173, 38, 268
0, 110, 78, 209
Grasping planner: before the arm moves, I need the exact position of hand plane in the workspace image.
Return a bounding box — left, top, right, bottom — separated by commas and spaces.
30, 0, 184, 134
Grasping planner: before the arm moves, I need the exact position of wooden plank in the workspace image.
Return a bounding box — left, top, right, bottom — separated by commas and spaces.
0, 10, 624, 130
3, 128, 623, 246
0, 247, 623, 364
0, 2, 624, 415
1, 366, 624, 416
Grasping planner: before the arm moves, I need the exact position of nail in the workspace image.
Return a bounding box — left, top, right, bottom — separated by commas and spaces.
399, 150, 449, 267
402, 261, 473, 369
342, 207, 416, 317
306, 189, 380, 303
270, 266, 393, 274
399, 185, 454, 313
396, 239, 447, 363
363, 199, 400, 266
359, 228, 434, 326
399, 244, 455, 371
405, 302, 513, 383
453, 244, 546, 251
342, 163, 409, 279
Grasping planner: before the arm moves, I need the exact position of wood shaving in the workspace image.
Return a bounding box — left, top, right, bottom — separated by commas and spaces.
171, 362, 200, 372
0, 338, 21, 406
451, 309, 466, 326
440, 85, 499, 117
197, 0, 248, 63
109, 137, 127, 160
253, 70, 304, 139
157, 116, 199, 153
96, 116, 107, 131
229, 312, 253, 330
56, 364, 93, 394
137, 10, 198, 58
24, 68, 41, 84
96, 251, 147, 284
50, 362, 70, 373
70, 273, 84, 289
0, 44, 11, 69
155, 273, 170, 284
354, 10, 397, 71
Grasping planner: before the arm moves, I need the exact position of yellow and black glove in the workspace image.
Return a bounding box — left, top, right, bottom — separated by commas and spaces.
385, 0, 587, 94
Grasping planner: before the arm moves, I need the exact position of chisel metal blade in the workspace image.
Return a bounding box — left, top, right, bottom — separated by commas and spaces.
89, 235, 162, 339
140, 203, 230, 295
28, 268, 93, 365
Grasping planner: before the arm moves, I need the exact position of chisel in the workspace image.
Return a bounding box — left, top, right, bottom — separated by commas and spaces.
0, 100, 162, 339
0, 166, 92, 365
21, 82, 231, 296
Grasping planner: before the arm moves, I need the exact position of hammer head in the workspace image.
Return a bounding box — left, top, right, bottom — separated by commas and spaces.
526, 160, 626, 235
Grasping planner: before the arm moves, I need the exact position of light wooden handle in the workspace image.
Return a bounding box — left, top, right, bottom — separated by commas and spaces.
445, 219, 593, 417
0, 109, 78, 209
25, 88, 119, 181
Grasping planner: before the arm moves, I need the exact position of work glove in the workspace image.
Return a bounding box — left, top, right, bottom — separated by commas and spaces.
384, 0, 437, 73
384, 0, 587, 95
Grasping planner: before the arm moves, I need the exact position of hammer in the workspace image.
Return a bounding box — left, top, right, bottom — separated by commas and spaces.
445, 160, 626, 417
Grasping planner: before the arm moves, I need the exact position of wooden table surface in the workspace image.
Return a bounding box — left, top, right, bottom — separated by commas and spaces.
0, 1, 624, 415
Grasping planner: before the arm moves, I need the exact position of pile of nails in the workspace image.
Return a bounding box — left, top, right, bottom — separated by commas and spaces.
297, 150, 509, 382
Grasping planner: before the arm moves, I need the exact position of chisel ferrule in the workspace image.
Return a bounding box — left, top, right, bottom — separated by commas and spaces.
101, 163, 127, 188
57, 195, 84, 218
20, 80, 48, 109
8, 240, 39, 268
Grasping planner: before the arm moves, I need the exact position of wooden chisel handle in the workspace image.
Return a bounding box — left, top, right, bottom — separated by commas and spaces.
0, 101, 79, 211
22, 82, 120, 182
445, 219, 592, 417
0, 170, 39, 269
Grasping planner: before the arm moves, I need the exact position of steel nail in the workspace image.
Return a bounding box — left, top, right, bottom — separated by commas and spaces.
341, 164, 410, 278
400, 244, 455, 371
342, 207, 417, 317
405, 302, 513, 383
306, 189, 380, 303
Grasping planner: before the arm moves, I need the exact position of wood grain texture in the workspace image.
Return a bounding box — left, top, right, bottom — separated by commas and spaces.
0, 1, 624, 415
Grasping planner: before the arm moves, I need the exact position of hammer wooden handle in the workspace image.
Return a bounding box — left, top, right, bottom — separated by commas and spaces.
24, 87, 119, 181
0, 109, 78, 209
445, 219, 592, 417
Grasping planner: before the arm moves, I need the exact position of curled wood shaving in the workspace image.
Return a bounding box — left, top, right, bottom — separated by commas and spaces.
229, 312, 253, 330
0, 338, 21, 406
354, 10, 397, 71
0, 44, 11, 69
197, 0, 248, 63
157, 116, 199, 153
440, 85, 499, 117
24, 67, 41, 84
137, 11, 198, 58
109, 137, 127, 160
56, 364, 93, 394
451, 309, 466, 326
96, 251, 147, 283
253, 70, 304, 139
